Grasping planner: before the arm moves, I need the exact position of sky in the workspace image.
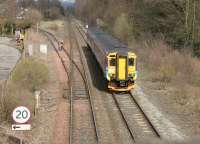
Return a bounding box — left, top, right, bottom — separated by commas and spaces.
60, 0, 75, 3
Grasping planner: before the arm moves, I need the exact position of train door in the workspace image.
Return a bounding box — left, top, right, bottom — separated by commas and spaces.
118, 57, 127, 80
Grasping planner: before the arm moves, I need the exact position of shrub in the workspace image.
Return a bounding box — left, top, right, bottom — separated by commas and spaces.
113, 13, 132, 42
158, 59, 177, 83
3, 19, 14, 34
12, 58, 49, 92
48, 24, 59, 31
49, 7, 61, 20
25, 9, 43, 24
3, 83, 34, 121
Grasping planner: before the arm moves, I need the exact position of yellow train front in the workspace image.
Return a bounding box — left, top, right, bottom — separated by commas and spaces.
87, 27, 137, 91
107, 52, 137, 91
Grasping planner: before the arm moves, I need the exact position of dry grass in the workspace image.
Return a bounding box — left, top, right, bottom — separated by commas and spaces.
0, 58, 49, 122
40, 20, 64, 30
130, 38, 200, 107
3, 83, 34, 121
47, 23, 59, 31
132, 39, 200, 85
12, 58, 49, 92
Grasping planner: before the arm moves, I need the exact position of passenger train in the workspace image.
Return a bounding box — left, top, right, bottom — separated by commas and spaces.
86, 27, 138, 91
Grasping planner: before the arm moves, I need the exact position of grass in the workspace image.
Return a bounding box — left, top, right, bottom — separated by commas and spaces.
130, 38, 200, 108
0, 58, 49, 122
40, 20, 64, 30
4, 83, 34, 121
12, 58, 49, 92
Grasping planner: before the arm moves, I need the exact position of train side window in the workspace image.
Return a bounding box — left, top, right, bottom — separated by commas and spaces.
110, 58, 116, 66
129, 58, 134, 66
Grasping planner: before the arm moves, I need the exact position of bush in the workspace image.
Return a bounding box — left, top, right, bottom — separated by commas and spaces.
49, 7, 61, 20
158, 59, 177, 83
12, 58, 49, 92
25, 9, 43, 24
113, 13, 132, 42
4, 84, 34, 121
48, 24, 59, 31
3, 19, 14, 34
132, 39, 200, 86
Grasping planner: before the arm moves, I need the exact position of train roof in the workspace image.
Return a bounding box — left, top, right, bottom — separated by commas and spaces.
87, 27, 133, 55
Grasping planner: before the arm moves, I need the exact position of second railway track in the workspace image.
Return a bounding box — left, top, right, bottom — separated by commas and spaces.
39, 22, 99, 144
67, 19, 99, 144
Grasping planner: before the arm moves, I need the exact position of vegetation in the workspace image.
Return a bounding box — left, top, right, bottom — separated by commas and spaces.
1, 58, 49, 121
3, 84, 34, 121
76, 0, 200, 57
113, 13, 132, 42
75, 0, 200, 109
0, 0, 63, 35
12, 58, 49, 92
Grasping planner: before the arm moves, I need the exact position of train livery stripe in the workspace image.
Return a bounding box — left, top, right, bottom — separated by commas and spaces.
118, 58, 126, 80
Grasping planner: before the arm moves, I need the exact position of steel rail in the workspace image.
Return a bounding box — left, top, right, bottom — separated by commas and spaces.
74, 20, 161, 142
40, 26, 97, 144
74, 22, 136, 142
38, 29, 73, 144
111, 93, 136, 142
70, 19, 100, 143
46, 29, 87, 88
129, 92, 161, 138
37, 29, 70, 79
68, 20, 74, 144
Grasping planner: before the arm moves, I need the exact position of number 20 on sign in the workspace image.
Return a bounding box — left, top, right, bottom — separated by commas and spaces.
12, 106, 31, 124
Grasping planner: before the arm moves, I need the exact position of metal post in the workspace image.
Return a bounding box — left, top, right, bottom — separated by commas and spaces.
37, 23, 39, 33
34, 91, 40, 117
1, 81, 4, 109
1, 80, 6, 111
20, 139, 22, 144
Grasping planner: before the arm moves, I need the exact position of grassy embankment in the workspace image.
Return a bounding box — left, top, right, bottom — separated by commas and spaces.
0, 58, 49, 122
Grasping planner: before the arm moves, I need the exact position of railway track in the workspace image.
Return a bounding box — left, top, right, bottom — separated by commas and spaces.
67, 19, 99, 144
41, 18, 162, 143
74, 20, 161, 142
112, 92, 160, 142
40, 20, 99, 144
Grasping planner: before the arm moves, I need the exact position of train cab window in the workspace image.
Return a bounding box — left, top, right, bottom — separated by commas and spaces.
110, 58, 116, 66
129, 58, 134, 66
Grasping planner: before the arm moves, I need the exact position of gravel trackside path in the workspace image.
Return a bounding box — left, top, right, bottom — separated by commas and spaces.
52, 51, 69, 144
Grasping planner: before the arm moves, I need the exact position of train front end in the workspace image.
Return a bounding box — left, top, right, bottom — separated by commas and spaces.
106, 52, 137, 91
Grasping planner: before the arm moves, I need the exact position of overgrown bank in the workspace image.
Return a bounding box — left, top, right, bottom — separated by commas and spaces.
0, 58, 49, 122
76, 0, 200, 57
0, 0, 64, 36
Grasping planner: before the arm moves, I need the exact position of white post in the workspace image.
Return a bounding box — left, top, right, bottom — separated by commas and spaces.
34, 91, 41, 116
37, 23, 39, 33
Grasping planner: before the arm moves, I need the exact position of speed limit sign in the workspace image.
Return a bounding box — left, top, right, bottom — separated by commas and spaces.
12, 106, 31, 124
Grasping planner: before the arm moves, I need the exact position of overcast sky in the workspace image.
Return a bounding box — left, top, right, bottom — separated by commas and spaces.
60, 0, 75, 3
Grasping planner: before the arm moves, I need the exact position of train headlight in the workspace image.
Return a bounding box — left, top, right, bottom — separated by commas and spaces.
109, 73, 115, 78
111, 74, 115, 79
129, 73, 135, 78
